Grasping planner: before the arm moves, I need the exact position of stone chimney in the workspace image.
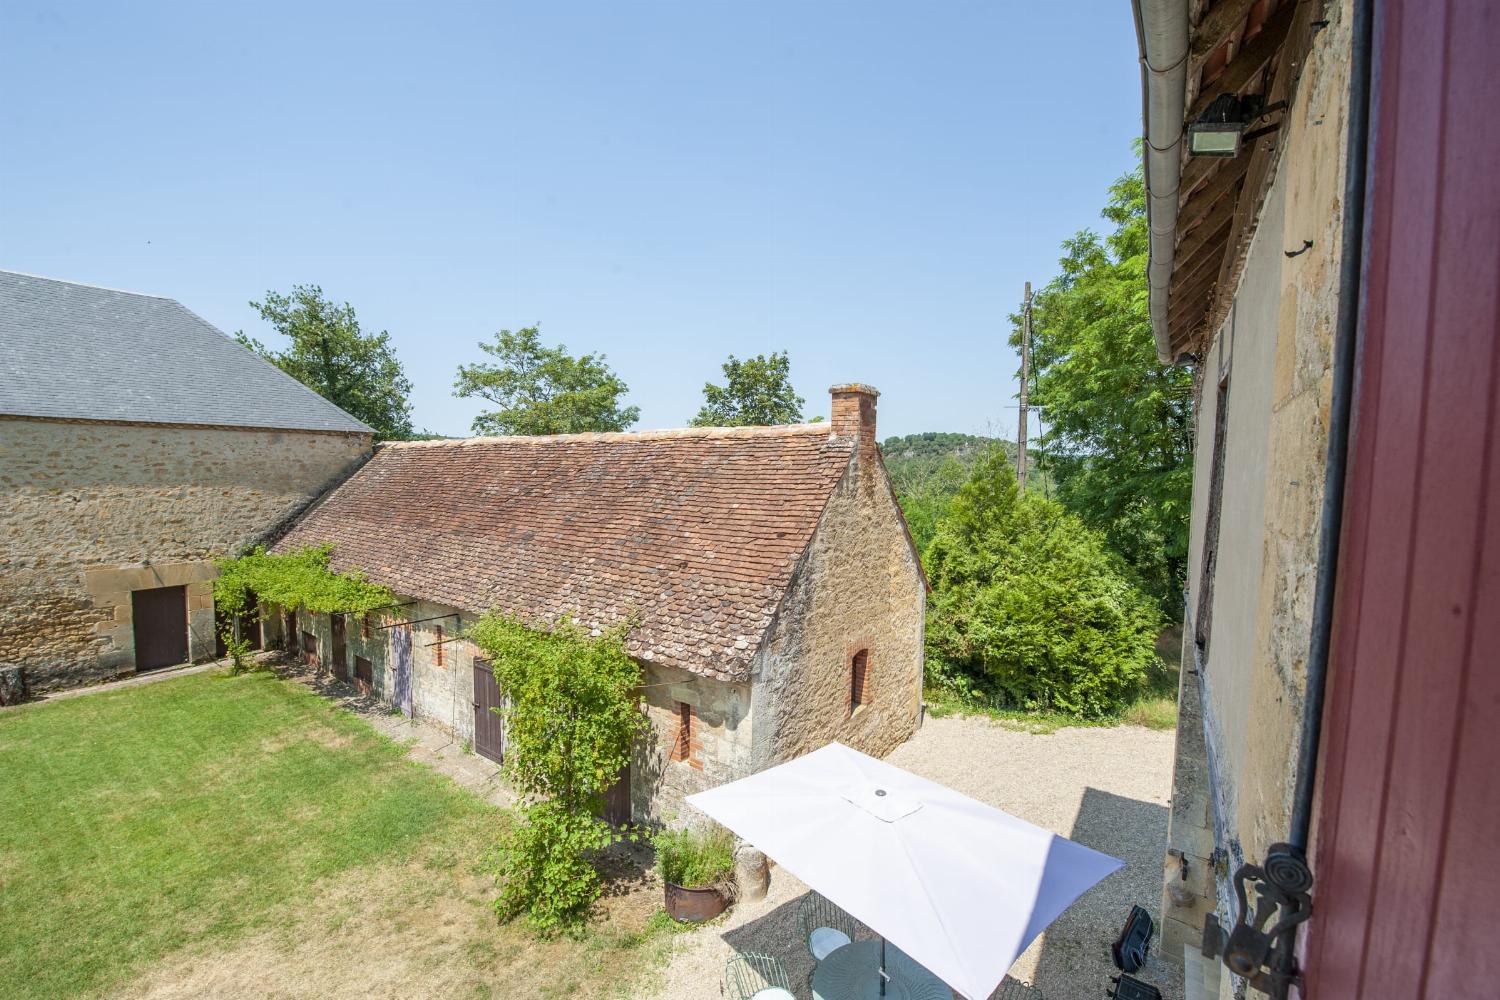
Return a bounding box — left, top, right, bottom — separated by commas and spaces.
829, 383, 879, 462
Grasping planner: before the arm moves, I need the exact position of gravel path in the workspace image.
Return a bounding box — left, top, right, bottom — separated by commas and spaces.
641, 714, 1181, 1000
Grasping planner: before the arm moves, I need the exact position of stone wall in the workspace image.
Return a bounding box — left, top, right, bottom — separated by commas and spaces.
636, 660, 754, 826
291, 597, 754, 828
0, 417, 370, 691
750, 450, 926, 769
292, 599, 475, 737
1160, 1, 1351, 976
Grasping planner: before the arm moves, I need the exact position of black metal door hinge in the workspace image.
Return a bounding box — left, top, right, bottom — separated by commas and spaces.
1202, 843, 1314, 999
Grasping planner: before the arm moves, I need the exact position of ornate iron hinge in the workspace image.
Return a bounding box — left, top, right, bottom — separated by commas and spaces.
1201, 843, 1314, 999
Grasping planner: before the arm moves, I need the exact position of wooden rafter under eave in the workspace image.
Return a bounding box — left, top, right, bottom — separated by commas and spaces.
1190, 0, 1262, 60
1163, 0, 1320, 356
1188, 1, 1298, 122
1177, 150, 1255, 230
1199, 0, 1322, 341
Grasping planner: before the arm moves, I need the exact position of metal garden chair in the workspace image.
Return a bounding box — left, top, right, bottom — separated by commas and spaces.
799, 891, 858, 962
724, 952, 795, 1000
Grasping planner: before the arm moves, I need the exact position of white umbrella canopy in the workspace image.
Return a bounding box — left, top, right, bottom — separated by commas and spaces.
687, 742, 1123, 1000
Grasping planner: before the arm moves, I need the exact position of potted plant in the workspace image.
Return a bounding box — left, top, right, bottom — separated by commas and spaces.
654, 824, 737, 922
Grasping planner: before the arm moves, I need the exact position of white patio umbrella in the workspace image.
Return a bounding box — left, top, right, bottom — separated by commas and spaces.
686, 742, 1123, 1000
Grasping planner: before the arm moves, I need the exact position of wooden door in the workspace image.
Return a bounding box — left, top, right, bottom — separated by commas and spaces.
354, 656, 373, 695
132, 586, 187, 671
391, 624, 413, 717
471, 658, 504, 764
1304, 4, 1500, 993
215, 592, 264, 658
602, 761, 632, 826
331, 614, 348, 680
214, 605, 230, 659
242, 591, 262, 651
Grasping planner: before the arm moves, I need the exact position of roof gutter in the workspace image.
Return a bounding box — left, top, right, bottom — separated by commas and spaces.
1133, 0, 1190, 363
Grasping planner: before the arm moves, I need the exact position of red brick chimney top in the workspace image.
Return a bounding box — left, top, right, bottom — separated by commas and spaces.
829, 384, 879, 457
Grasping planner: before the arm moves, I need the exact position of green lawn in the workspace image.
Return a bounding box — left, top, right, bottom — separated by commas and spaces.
0, 670, 670, 1000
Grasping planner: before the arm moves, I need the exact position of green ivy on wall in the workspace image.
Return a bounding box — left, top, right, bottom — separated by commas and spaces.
467, 612, 649, 930
212, 545, 396, 618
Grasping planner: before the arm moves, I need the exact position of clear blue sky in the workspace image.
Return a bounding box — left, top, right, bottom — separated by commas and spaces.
1, 1, 1141, 440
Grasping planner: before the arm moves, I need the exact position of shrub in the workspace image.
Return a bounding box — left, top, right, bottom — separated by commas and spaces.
219, 631, 256, 675
467, 613, 650, 930
493, 800, 616, 929
924, 450, 1163, 719
653, 825, 736, 889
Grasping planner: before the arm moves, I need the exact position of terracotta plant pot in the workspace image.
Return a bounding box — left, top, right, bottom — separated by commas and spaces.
663, 881, 729, 923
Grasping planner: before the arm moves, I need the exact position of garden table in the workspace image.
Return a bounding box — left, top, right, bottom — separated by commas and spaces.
811, 940, 952, 1000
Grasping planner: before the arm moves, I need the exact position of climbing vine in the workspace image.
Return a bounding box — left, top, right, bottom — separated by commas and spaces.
467, 612, 649, 930
212, 545, 396, 618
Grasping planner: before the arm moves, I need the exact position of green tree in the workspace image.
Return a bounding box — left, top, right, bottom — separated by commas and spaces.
466, 614, 649, 930
453, 326, 639, 436
1013, 161, 1193, 616
237, 285, 414, 439
881, 434, 1012, 553
924, 450, 1163, 719
690, 351, 805, 427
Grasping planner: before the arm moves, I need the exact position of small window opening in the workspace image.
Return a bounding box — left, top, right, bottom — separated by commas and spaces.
850, 649, 869, 715
362, 613, 372, 639
671, 702, 694, 763
435, 625, 445, 665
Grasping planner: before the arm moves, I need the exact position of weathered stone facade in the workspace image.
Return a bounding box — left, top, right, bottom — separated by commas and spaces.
0, 417, 370, 691
751, 449, 926, 769
1159, 2, 1352, 979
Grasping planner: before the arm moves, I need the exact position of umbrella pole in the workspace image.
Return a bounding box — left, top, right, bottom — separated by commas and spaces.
880, 936, 888, 997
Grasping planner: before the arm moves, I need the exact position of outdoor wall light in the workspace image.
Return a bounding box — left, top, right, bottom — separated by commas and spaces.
1187, 94, 1287, 158
1188, 94, 1251, 157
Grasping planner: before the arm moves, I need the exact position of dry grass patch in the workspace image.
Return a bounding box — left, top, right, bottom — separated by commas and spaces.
109, 815, 671, 1000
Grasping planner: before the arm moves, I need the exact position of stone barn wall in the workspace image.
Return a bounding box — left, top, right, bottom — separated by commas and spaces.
0, 417, 370, 691
750, 452, 926, 770
636, 660, 754, 826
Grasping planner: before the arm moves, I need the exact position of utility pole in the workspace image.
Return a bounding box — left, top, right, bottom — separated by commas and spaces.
1016, 281, 1032, 491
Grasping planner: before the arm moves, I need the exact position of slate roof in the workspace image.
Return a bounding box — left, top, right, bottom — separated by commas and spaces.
0, 270, 372, 434
274, 425, 858, 681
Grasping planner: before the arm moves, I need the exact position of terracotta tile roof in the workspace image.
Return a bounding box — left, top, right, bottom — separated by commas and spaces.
274, 424, 856, 680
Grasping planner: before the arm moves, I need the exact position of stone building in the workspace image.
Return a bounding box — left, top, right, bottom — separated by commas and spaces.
0, 271, 373, 693
1134, 0, 1500, 995
272, 384, 926, 823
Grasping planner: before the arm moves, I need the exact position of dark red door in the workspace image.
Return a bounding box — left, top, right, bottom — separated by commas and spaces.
1305, 3, 1500, 994
472, 659, 503, 764
132, 586, 187, 671
602, 762, 631, 827
331, 614, 348, 680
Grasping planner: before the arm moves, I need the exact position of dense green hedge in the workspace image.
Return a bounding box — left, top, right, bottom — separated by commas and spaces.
924, 451, 1163, 719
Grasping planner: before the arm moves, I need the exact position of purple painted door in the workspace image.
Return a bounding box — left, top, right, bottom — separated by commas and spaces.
391, 624, 413, 717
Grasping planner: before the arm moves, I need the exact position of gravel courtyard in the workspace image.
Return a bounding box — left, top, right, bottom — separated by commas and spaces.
643, 713, 1181, 1000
